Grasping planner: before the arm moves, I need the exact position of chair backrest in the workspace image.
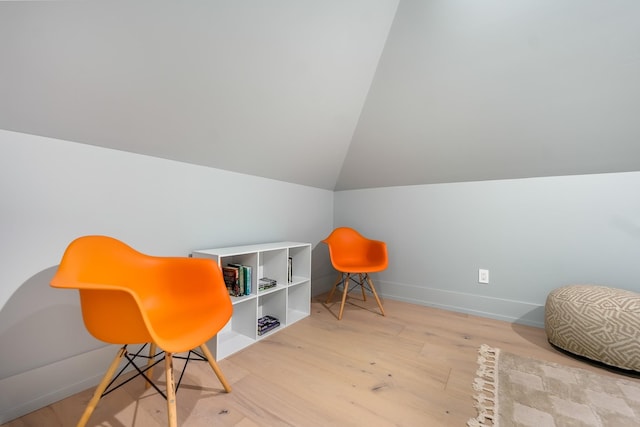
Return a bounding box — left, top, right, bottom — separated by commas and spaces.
322, 227, 388, 272
51, 235, 232, 351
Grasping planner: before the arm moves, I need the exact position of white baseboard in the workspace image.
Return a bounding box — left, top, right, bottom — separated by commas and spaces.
375, 280, 545, 328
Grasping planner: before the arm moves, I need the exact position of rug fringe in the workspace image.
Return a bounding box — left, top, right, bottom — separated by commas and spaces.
467, 344, 500, 427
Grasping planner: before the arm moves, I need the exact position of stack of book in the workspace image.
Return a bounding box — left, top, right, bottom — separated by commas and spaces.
258, 315, 280, 336
222, 263, 252, 297
258, 277, 277, 291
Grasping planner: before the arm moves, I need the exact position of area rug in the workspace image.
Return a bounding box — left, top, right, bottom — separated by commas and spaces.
467, 344, 640, 427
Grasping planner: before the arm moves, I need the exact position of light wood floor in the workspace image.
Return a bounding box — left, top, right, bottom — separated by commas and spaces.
3, 294, 625, 427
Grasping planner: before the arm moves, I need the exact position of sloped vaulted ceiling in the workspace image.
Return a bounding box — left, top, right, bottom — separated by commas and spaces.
0, 0, 399, 190
2, 1, 640, 191
337, 0, 640, 190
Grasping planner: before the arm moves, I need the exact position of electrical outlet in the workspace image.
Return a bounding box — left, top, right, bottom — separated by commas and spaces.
478, 269, 489, 284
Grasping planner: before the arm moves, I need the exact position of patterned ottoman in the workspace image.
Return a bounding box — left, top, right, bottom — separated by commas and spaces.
545, 285, 640, 372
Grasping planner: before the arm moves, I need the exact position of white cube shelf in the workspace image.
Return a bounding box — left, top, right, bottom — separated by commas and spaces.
192, 242, 311, 360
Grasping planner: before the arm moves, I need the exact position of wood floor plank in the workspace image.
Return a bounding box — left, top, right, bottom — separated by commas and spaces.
3, 295, 628, 427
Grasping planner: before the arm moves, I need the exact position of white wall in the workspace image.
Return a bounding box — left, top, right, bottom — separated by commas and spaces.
0, 129, 335, 422
335, 172, 640, 326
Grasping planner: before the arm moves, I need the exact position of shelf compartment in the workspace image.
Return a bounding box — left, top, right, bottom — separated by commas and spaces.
288, 245, 311, 282
287, 280, 310, 325
215, 298, 257, 359
257, 289, 286, 339
259, 249, 287, 285
214, 329, 255, 360
220, 253, 257, 297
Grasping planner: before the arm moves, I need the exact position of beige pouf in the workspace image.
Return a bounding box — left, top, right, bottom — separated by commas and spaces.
545, 285, 640, 372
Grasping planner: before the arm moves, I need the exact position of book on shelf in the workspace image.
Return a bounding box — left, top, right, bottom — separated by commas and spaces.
288, 256, 292, 283
243, 265, 251, 294
222, 265, 240, 297
227, 263, 246, 297
258, 277, 277, 291
258, 315, 280, 335
227, 263, 252, 297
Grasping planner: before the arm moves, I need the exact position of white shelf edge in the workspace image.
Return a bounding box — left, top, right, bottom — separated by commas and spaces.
256, 325, 283, 340
287, 309, 309, 325
230, 293, 256, 304
193, 242, 310, 257
257, 283, 286, 296
216, 331, 255, 360
288, 276, 309, 287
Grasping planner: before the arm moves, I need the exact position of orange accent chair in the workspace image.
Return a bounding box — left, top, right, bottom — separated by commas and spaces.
50, 235, 233, 427
322, 227, 388, 320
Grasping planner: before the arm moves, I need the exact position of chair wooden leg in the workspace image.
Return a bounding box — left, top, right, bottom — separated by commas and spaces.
145, 343, 157, 389
199, 344, 232, 392
77, 346, 127, 427
359, 273, 367, 301
165, 352, 177, 427
338, 273, 351, 320
365, 274, 385, 316
325, 272, 343, 303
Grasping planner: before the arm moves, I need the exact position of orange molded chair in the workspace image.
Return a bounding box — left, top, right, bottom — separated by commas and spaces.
322, 227, 388, 320
50, 235, 233, 427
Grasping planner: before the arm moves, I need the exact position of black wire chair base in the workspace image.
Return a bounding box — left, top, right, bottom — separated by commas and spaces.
342, 273, 374, 297
101, 344, 209, 400
324, 271, 386, 320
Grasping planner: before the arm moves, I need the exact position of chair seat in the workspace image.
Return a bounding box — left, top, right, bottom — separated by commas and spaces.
333, 261, 386, 273
153, 309, 229, 353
